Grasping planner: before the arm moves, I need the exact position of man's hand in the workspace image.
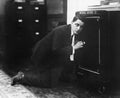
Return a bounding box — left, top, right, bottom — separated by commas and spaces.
73, 41, 85, 50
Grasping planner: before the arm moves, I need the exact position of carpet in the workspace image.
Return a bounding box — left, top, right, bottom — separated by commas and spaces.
0, 69, 81, 98
0, 69, 36, 98
0, 68, 113, 98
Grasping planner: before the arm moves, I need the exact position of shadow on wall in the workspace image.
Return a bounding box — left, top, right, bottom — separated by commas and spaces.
0, 0, 8, 34
0, 17, 6, 63
0, 0, 8, 16
0, 0, 8, 63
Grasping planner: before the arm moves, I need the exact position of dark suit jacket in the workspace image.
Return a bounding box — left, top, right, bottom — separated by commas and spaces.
31, 24, 81, 70
17, 25, 84, 87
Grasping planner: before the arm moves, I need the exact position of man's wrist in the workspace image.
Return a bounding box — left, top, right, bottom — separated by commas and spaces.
73, 46, 77, 50
73, 46, 76, 50
72, 46, 75, 50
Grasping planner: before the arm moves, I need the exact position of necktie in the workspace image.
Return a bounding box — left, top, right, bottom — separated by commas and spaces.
70, 34, 75, 61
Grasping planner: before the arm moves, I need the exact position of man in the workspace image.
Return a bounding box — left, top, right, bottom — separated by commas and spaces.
11, 15, 85, 87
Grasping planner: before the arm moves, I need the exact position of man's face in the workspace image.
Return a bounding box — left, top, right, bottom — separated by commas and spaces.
71, 19, 84, 34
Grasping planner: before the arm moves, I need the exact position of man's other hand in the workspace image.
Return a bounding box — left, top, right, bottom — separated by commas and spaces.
74, 41, 85, 50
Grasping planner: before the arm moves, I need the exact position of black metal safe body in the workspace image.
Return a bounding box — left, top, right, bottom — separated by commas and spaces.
75, 10, 120, 89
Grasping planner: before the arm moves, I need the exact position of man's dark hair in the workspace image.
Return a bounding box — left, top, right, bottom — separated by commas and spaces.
72, 16, 85, 22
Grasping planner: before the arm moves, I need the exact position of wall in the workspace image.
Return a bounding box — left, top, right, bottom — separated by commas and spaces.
0, 0, 8, 15
47, 0, 67, 32
47, 0, 63, 14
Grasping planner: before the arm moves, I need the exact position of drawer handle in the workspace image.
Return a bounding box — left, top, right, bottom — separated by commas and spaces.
35, 20, 39, 22
18, 19, 23, 22
35, 32, 40, 35
17, 6, 23, 9
34, 7, 39, 10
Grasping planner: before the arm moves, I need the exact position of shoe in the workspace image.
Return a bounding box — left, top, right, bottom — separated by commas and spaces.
11, 71, 24, 86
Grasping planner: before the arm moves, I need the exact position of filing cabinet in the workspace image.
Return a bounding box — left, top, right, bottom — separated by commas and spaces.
5, 1, 47, 66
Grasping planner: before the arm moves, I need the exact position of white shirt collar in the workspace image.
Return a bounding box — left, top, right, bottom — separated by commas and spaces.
71, 29, 74, 36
